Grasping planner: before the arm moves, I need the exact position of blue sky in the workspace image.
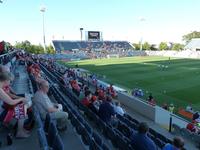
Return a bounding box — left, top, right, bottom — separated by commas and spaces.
0, 0, 200, 45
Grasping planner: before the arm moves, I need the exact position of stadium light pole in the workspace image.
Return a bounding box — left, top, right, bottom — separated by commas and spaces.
139, 17, 146, 51
80, 28, 84, 41
40, 6, 46, 53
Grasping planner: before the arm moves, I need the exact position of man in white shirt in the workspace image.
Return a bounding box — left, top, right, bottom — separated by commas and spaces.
114, 101, 125, 116
33, 80, 68, 131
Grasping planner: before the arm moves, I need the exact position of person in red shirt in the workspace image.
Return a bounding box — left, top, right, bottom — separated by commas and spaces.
98, 89, 105, 100
107, 84, 117, 98
81, 91, 92, 107
91, 95, 97, 103
186, 121, 197, 133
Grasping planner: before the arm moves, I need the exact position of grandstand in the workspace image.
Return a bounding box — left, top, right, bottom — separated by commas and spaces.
52, 40, 133, 51
184, 38, 200, 51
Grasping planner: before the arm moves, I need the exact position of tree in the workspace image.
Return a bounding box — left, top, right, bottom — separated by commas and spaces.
142, 42, 151, 50
159, 42, 168, 50
183, 31, 200, 43
132, 43, 140, 50
171, 43, 184, 51
150, 44, 158, 51
15, 41, 56, 54
46, 44, 55, 54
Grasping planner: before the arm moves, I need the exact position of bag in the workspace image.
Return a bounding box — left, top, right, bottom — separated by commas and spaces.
14, 104, 25, 119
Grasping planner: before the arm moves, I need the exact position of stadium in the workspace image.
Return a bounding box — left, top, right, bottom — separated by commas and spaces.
0, 1, 200, 150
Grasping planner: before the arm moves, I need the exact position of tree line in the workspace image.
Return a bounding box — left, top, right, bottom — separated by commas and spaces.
132, 31, 200, 51
13, 31, 200, 53
14, 40, 55, 54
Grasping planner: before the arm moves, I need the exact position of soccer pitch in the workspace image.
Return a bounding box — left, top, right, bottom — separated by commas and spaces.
61, 56, 200, 111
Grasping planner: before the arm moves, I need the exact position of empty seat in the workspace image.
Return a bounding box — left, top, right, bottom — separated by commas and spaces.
149, 128, 157, 137
44, 113, 51, 133
180, 128, 191, 139
37, 128, 48, 149
84, 122, 92, 134
76, 121, 85, 135
172, 124, 181, 135
89, 139, 102, 150
52, 134, 64, 150
191, 133, 200, 146
155, 138, 165, 149
102, 143, 110, 150
157, 133, 169, 143
92, 132, 103, 146
47, 122, 58, 147
81, 127, 91, 145
114, 133, 129, 150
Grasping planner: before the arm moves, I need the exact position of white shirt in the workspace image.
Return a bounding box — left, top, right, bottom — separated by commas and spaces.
114, 105, 125, 116
33, 91, 54, 119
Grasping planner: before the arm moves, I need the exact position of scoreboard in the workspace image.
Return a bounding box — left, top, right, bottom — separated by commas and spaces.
88, 31, 100, 40
86, 31, 102, 41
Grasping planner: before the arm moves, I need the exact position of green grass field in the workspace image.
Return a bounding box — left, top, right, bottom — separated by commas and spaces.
60, 56, 200, 111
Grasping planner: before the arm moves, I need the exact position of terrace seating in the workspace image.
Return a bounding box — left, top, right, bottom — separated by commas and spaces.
172, 123, 200, 146
39, 60, 192, 150
52, 40, 133, 51
37, 128, 49, 150
46, 83, 111, 150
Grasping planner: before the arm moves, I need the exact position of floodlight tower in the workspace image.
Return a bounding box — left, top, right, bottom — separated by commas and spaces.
40, 6, 46, 53
80, 28, 84, 41
139, 17, 146, 50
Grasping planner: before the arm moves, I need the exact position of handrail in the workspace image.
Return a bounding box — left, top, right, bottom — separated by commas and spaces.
170, 113, 190, 124
0, 50, 17, 58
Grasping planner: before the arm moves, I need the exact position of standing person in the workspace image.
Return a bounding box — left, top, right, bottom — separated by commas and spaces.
130, 122, 157, 150
169, 103, 175, 113
33, 80, 68, 131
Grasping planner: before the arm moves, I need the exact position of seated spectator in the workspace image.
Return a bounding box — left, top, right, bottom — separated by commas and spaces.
147, 93, 153, 100
0, 65, 24, 99
186, 104, 194, 113
148, 98, 156, 106
71, 79, 81, 97
98, 88, 106, 100
90, 95, 97, 103
0, 72, 29, 138
131, 122, 156, 150
162, 136, 184, 150
98, 96, 116, 124
186, 121, 197, 133
81, 91, 92, 107
114, 101, 125, 116
137, 89, 144, 97
107, 84, 117, 98
162, 103, 168, 110
33, 80, 68, 131
193, 112, 199, 120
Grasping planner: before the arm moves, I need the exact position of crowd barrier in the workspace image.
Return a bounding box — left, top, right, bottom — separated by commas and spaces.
117, 92, 156, 121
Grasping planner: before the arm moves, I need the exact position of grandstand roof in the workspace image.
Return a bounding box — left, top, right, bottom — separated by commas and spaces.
184, 38, 200, 51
